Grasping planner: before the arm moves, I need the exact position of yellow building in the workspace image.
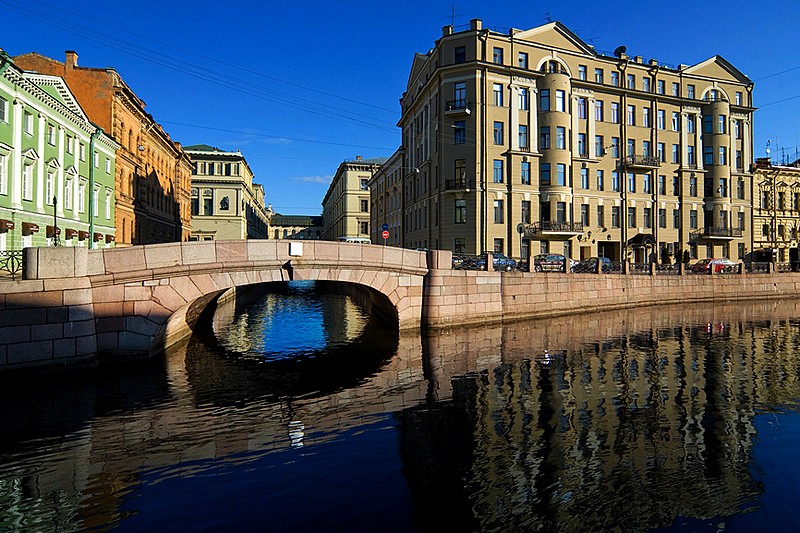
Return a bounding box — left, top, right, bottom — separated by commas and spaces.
322, 156, 386, 242
397, 19, 755, 262
752, 158, 800, 262
185, 145, 271, 240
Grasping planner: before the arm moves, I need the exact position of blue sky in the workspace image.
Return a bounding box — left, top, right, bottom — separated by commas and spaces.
1, 0, 798, 215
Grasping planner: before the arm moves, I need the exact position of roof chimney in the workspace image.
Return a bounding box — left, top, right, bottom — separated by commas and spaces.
65, 50, 78, 70
355, 155, 363, 161
470, 18, 482, 30
442, 25, 453, 36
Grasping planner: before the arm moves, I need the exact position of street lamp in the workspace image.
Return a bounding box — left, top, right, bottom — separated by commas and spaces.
52, 196, 60, 247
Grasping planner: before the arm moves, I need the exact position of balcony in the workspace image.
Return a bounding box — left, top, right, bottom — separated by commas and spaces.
526, 220, 584, 237
445, 99, 471, 116
690, 227, 743, 241
445, 177, 475, 191
623, 155, 661, 168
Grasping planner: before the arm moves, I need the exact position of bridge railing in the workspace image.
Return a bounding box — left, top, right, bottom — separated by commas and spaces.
0, 250, 23, 280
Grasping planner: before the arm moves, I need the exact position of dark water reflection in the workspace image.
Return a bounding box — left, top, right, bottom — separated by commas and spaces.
2, 286, 800, 531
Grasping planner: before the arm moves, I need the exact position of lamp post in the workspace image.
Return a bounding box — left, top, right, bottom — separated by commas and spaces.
52, 196, 60, 247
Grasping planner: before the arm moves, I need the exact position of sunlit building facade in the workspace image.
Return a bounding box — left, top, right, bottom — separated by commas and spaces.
322, 156, 386, 242
398, 19, 755, 262
752, 158, 800, 262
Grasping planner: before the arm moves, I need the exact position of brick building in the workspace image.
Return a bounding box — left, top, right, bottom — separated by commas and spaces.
14, 51, 193, 245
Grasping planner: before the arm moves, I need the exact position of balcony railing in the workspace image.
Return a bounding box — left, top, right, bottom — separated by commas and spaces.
690, 227, 743, 241
445, 100, 471, 114
624, 155, 661, 168
529, 221, 584, 234
445, 178, 475, 191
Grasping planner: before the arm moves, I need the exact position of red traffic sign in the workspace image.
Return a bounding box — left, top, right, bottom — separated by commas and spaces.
382, 230, 389, 239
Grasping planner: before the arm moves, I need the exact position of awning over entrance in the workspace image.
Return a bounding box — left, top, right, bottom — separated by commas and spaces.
628, 233, 656, 248
21, 222, 39, 236
0, 219, 14, 232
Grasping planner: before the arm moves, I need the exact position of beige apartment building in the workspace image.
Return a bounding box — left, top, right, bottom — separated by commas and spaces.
752, 158, 800, 263
395, 19, 755, 262
322, 156, 386, 242
270, 214, 323, 240
369, 149, 404, 246
185, 144, 271, 240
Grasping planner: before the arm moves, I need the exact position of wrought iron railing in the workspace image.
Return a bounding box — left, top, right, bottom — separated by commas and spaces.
445, 178, 475, 190
655, 263, 680, 275
690, 227, 743, 240
624, 155, 661, 167
530, 221, 584, 233
445, 99, 470, 112
0, 250, 23, 280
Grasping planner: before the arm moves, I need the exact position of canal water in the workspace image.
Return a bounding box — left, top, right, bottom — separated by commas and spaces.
2, 281, 800, 531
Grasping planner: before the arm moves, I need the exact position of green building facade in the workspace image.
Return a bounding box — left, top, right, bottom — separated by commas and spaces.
0, 51, 118, 251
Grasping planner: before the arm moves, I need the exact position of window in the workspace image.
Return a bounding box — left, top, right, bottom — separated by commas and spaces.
555, 90, 565, 112
595, 100, 603, 121
658, 208, 666, 229
627, 73, 635, 89
738, 212, 745, 231
735, 92, 742, 105
47, 124, 56, 145
360, 199, 369, 212
611, 71, 619, 86
611, 171, 620, 192
92, 188, 99, 218
66, 136, 74, 154
539, 89, 550, 111
556, 127, 566, 149
597, 170, 604, 191
718, 115, 727, 134
672, 176, 680, 196
658, 142, 666, 162
673, 209, 681, 229
687, 85, 695, 99
578, 65, 587, 80
733, 119, 741, 139
360, 221, 369, 234
453, 120, 466, 144
540, 127, 551, 149
518, 125, 528, 148
580, 167, 589, 189
627, 139, 635, 157
672, 82, 679, 96
595, 135, 604, 157
612, 206, 620, 227
105, 159, 111, 174
540, 163, 551, 185
642, 77, 650, 92
493, 159, 503, 183
64, 178, 72, 210
627, 105, 635, 125
657, 80, 665, 94
521, 161, 531, 185
643, 140, 652, 158
690, 176, 698, 196
686, 115, 695, 133
577, 97, 587, 119
519, 87, 529, 110
556, 163, 566, 186
454, 238, 466, 253
454, 159, 466, 186
628, 207, 637, 228
718, 147, 727, 165
22, 164, 33, 201
657, 110, 665, 130
0, 154, 6, 195
581, 204, 590, 225
658, 174, 666, 195
703, 115, 713, 134
578, 133, 587, 157
24, 111, 34, 135
671, 112, 680, 131
556, 202, 567, 223
719, 178, 728, 197
518, 51, 528, 69
493, 47, 503, 64
610, 137, 620, 158
689, 209, 698, 229
0, 96, 7, 122
643, 207, 652, 228
493, 200, 504, 223
454, 82, 466, 107
493, 121, 504, 145
521, 200, 531, 223
454, 46, 466, 63
627, 172, 636, 193
672, 144, 680, 164
78, 181, 86, 213
597, 205, 605, 226
455, 199, 466, 223
595, 68, 604, 84
704, 146, 713, 166
105, 190, 112, 219
611, 102, 619, 123
493, 83, 503, 106
737, 178, 745, 199
642, 107, 650, 127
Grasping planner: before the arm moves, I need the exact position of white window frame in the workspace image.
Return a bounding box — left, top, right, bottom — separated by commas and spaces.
0, 153, 7, 195
23, 112, 34, 135
78, 181, 86, 213
0, 96, 7, 123
22, 163, 34, 201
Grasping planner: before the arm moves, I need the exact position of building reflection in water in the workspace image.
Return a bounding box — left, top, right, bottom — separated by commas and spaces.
2, 296, 800, 530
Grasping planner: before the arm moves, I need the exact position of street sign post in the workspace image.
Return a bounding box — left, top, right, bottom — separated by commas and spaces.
381, 223, 389, 232
381, 230, 389, 240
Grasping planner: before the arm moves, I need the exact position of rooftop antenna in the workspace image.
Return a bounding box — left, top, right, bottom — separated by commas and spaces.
451, 4, 455, 26
545, 11, 552, 22
766, 139, 771, 157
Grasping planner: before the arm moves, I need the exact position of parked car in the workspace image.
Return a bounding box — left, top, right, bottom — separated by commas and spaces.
689, 258, 737, 273
475, 252, 517, 271
573, 257, 612, 273
532, 253, 577, 272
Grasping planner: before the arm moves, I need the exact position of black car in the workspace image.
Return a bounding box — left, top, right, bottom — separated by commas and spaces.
476, 252, 517, 271
573, 257, 612, 273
